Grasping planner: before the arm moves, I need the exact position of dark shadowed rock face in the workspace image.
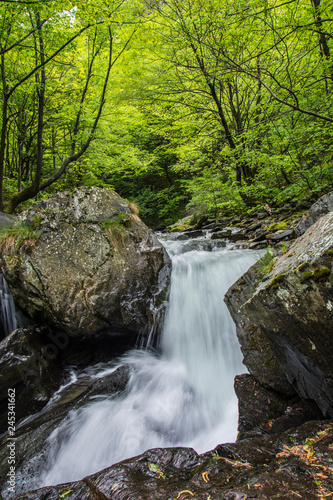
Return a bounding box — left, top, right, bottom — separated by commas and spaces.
12, 420, 333, 500
227, 211, 333, 418
235, 374, 316, 441
0, 188, 171, 339
0, 326, 62, 435
225, 265, 295, 396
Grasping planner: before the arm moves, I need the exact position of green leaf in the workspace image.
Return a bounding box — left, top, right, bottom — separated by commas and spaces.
59, 489, 73, 498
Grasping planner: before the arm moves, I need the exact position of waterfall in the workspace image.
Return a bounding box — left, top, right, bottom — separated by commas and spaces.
33, 236, 259, 488
0, 275, 17, 339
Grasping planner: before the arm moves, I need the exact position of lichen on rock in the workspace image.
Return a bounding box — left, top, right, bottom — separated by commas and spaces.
0, 187, 171, 341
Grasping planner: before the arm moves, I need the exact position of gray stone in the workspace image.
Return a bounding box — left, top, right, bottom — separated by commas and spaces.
240, 212, 333, 417
294, 191, 333, 236
0, 188, 171, 340
0, 211, 16, 229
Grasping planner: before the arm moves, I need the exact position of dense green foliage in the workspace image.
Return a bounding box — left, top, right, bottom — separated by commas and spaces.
0, 0, 332, 227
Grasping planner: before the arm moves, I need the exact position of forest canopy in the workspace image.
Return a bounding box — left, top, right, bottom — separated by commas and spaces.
0, 0, 332, 227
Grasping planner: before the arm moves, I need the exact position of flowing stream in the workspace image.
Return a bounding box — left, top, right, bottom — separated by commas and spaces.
0, 275, 17, 339
25, 235, 259, 489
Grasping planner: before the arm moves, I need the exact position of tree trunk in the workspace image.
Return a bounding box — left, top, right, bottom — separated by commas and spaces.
311, 0, 333, 86
0, 51, 9, 211
34, 13, 45, 193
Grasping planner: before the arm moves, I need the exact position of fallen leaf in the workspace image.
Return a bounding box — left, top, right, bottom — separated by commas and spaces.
176, 490, 195, 498
202, 471, 209, 483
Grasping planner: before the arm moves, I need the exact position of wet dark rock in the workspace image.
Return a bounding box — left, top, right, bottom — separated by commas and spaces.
174, 239, 227, 253
257, 211, 268, 219
235, 374, 317, 441
0, 326, 62, 435
182, 230, 204, 238
229, 211, 333, 417
294, 190, 333, 236
228, 232, 246, 242
279, 203, 293, 213
225, 265, 295, 395
211, 230, 232, 240
296, 200, 312, 210
192, 216, 209, 230
252, 230, 270, 242
12, 420, 333, 500
268, 229, 294, 242
172, 232, 191, 241
0, 187, 171, 341
201, 222, 221, 230
248, 240, 267, 249
245, 221, 262, 234
0, 364, 130, 496
174, 230, 203, 240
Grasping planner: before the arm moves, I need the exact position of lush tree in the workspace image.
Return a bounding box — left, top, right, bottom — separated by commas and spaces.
0, 0, 140, 212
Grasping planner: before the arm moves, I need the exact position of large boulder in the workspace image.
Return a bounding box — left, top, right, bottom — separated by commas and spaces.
227, 211, 333, 417
0, 188, 171, 339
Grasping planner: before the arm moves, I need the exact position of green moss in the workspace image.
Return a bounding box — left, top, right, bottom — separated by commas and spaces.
313, 267, 330, 282
100, 213, 131, 230
265, 273, 285, 290
300, 271, 313, 283
297, 262, 309, 272
300, 267, 330, 283
267, 221, 288, 231
327, 249, 333, 256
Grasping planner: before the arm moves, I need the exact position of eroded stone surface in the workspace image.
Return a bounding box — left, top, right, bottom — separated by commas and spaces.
294, 191, 333, 236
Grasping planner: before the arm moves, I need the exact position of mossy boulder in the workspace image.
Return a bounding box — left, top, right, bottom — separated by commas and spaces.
0, 188, 171, 340
228, 211, 333, 417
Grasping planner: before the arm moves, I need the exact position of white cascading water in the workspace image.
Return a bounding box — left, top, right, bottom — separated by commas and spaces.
38, 236, 259, 488
0, 275, 17, 338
